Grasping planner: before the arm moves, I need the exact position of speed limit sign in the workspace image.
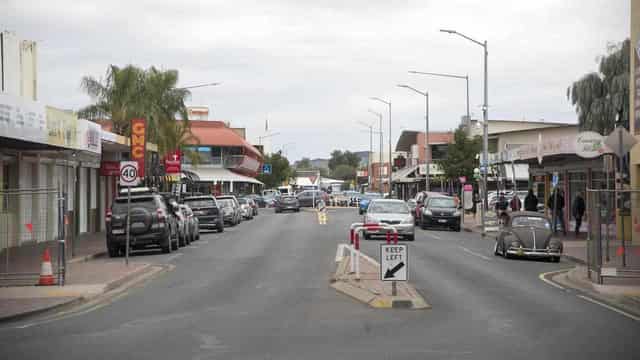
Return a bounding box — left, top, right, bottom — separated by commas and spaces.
120, 161, 140, 186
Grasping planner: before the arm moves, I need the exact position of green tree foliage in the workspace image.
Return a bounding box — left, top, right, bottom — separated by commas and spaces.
296, 157, 312, 169
328, 150, 361, 170
331, 164, 356, 181
567, 39, 630, 134
257, 151, 292, 188
79, 64, 194, 156
437, 127, 481, 181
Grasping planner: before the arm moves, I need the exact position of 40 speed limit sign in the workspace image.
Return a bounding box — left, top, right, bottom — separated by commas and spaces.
120, 161, 140, 186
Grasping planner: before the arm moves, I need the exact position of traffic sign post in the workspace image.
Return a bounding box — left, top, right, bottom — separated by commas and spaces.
262, 164, 272, 174
380, 243, 407, 296
120, 161, 139, 266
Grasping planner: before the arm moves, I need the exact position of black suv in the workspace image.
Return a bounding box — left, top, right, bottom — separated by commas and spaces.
182, 195, 224, 233
106, 194, 179, 257
420, 196, 461, 231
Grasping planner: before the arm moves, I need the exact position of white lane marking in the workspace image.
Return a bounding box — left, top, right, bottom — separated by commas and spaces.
576, 294, 640, 322
188, 245, 200, 249
427, 233, 442, 240
458, 246, 492, 261
538, 271, 566, 290
167, 253, 183, 262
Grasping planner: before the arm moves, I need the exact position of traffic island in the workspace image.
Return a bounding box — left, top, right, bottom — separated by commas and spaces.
330, 245, 430, 310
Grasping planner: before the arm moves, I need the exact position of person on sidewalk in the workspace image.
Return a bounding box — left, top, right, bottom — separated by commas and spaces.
548, 189, 567, 235
524, 189, 538, 212
572, 192, 586, 237
510, 194, 522, 212
495, 192, 509, 226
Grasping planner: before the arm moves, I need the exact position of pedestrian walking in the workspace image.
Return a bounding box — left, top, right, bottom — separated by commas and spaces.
572, 192, 586, 237
524, 189, 538, 212
509, 194, 522, 212
548, 189, 567, 235
495, 192, 509, 225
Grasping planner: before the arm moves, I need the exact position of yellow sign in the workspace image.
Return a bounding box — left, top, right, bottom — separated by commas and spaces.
46, 106, 77, 148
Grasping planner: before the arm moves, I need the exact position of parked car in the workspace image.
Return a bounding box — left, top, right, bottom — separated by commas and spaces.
263, 194, 277, 208
170, 199, 190, 247
420, 195, 461, 231
274, 195, 300, 213
494, 211, 562, 262
179, 204, 199, 242
246, 194, 266, 208
216, 195, 242, 226
363, 199, 415, 241
247, 197, 259, 216
296, 190, 329, 207
106, 193, 178, 256
414, 191, 447, 226
358, 192, 383, 215
407, 199, 417, 213
182, 195, 224, 233
237, 198, 254, 220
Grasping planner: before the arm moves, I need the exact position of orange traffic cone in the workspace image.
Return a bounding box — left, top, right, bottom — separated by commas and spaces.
38, 248, 55, 286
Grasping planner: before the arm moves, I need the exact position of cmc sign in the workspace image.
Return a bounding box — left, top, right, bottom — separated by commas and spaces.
130, 118, 146, 177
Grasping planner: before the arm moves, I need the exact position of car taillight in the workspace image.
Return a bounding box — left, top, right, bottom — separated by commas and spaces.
157, 208, 166, 222
106, 210, 112, 223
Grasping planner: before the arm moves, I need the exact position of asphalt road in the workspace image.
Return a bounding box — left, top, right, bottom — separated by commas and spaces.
0, 208, 638, 359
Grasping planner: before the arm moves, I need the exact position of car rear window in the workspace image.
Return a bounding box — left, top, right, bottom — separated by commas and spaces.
113, 196, 158, 212
428, 198, 455, 208
184, 198, 216, 208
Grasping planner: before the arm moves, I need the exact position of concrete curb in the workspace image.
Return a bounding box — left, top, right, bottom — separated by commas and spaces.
0, 296, 85, 324
330, 249, 430, 310
68, 251, 107, 264
0, 263, 161, 324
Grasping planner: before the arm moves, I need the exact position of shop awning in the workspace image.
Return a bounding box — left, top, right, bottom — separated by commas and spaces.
185, 167, 263, 185
393, 165, 421, 183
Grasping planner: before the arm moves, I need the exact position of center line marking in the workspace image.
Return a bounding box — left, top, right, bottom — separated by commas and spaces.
428, 233, 442, 239
458, 246, 491, 261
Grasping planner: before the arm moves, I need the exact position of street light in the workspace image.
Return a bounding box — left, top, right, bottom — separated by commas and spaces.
397, 84, 429, 192
441, 28, 489, 236
368, 109, 384, 194
408, 71, 469, 124
370, 97, 392, 197
258, 132, 280, 145
176, 82, 222, 90
357, 120, 382, 191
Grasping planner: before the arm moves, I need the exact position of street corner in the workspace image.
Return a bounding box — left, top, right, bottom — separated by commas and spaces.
329, 244, 430, 310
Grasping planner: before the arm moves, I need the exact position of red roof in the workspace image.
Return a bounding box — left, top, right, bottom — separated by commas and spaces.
187, 121, 263, 159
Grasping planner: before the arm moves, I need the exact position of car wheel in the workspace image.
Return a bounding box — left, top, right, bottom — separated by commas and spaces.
502, 241, 511, 259
454, 226, 461, 232
179, 232, 186, 247
172, 230, 179, 250
162, 232, 172, 254
552, 256, 561, 263
296, 208, 300, 212
218, 222, 224, 233
108, 244, 119, 258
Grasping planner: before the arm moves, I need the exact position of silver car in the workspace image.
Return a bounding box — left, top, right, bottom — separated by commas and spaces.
363, 199, 415, 241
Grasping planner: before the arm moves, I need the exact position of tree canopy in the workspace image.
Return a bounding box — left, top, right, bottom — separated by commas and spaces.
328, 150, 361, 170
256, 151, 292, 188
79, 64, 194, 155
436, 127, 481, 181
567, 39, 630, 134
331, 164, 356, 181
295, 157, 312, 169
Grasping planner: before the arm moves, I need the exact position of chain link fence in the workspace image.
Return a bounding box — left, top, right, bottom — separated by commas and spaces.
0, 187, 66, 286
586, 189, 640, 284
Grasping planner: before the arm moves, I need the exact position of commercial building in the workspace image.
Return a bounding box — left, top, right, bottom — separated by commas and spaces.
182, 120, 264, 195
628, 0, 640, 243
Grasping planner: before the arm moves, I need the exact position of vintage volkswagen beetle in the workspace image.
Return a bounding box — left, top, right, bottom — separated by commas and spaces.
494, 211, 562, 262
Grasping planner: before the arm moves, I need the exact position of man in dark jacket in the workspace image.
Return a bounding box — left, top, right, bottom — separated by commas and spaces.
524, 189, 538, 212
548, 189, 566, 235
572, 192, 586, 237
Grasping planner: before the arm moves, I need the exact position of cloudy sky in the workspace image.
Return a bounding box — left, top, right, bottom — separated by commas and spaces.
4, 0, 630, 161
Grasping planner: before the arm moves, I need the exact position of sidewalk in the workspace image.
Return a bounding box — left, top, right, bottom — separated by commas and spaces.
0, 231, 107, 277
0, 232, 162, 323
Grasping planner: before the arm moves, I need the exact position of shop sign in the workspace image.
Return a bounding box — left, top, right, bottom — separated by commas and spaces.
46, 106, 77, 148
356, 170, 368, 177
164, 150, 181, 174
130, 118, 146, 178
99, 161, 121, 176
575, 131, 606, 158
0, 93, 46, 145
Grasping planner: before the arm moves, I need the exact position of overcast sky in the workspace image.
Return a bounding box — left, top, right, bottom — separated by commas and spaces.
4, 0, 630, 161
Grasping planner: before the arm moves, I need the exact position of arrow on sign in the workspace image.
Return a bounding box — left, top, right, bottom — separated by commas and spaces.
384, 262, 405, 279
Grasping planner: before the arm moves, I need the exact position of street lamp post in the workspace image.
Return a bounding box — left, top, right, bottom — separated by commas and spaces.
176, 82, 222, 90
397, 85, 429, 192
357, 121, 381, 191
440, 29, 489, 236
370, 97, 392, 198
368, 109, 384, 194
408, 71, 470, 124
258, 132, 280, 146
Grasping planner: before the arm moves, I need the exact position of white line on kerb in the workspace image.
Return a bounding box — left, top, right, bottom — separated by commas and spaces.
458, 246, 491, 261
538, 271, 566, 290
576, 294, 640, 322
335, 244, 347, 263
167, 253, 183, 262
